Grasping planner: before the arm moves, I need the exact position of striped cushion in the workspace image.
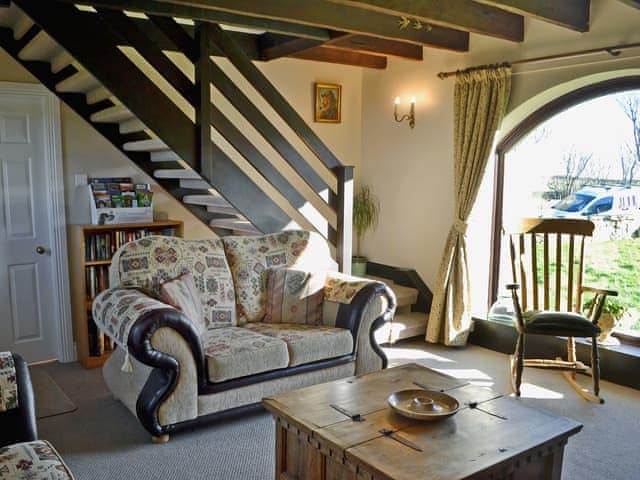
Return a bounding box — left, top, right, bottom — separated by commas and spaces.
263, 268, 325, 325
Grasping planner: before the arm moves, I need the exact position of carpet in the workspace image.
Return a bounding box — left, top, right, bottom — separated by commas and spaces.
30, 366, 77, 419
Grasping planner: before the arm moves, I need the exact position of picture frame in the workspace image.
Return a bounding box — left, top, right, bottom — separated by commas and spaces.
314, 83, 342, 123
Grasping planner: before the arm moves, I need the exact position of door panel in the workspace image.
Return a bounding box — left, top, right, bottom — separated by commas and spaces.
0, 94, 57, 362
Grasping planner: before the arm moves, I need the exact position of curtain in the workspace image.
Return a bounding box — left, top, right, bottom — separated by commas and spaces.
426, 65, 512, 346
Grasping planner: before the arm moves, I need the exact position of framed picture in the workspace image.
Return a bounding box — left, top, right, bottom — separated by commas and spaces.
314, 83, 342, 123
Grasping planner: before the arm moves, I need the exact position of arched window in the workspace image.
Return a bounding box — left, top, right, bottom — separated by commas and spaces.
489, 77, 640, 342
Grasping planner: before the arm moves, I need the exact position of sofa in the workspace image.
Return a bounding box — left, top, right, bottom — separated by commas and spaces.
0, 351, 75, 479
93, 230, 396, 442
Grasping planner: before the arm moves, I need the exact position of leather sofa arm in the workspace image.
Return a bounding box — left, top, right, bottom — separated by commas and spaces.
326, 275, 397, 373
0, 353, 37, 447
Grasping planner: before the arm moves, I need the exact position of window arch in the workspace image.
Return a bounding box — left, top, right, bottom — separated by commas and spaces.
489, 76, 640, 313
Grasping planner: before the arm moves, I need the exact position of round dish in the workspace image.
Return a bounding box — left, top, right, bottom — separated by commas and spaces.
388, 389, 459, 421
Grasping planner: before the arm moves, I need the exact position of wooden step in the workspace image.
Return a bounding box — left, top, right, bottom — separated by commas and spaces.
18, 31, 61, 62
90, 104, 134, 123
86, 87, 112, 105
50, 50, 73, 73
366, 276, 418, 308
13, 10, 34, 40
180, 179, 210, 190
123, 139, 168, 152
374, 311, 429, 344
119, 118, 147, 134
150, 150, 181, 163
154, 168, 201, 180
209, 218, 259, 234
56, 70, 100, 93
182, 195, 238, 215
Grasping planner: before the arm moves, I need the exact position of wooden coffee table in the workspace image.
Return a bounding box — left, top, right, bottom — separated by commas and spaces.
263, 363, 582, 480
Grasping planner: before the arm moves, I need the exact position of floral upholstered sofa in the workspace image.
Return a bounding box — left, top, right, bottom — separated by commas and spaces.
93, 230, 396, 442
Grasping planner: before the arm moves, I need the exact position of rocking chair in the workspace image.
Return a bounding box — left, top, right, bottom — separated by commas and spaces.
505, 217, 617, 403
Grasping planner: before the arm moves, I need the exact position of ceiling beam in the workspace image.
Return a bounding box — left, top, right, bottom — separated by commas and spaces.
150, 0, 469, 51
289, 46, 387, 69
326, 34, 423, 60
326, 0, 524, 42
60, 0, 331, 40
259, 34, 323, 60
474, 0, 590, 32
616, 0, 640, 9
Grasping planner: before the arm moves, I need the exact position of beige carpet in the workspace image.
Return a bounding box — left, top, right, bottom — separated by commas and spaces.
30, 366, 77, 419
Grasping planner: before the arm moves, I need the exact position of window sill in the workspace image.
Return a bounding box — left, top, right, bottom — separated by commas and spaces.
469, 318, 640, 391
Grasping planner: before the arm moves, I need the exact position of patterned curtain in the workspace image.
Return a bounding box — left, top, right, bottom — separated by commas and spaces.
426, 65, 512, 346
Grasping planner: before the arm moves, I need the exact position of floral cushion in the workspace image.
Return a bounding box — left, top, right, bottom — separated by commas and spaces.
0, 440, 74, 479
112, 236, 236, 329
160, 273, 206, 335
222, 231, 332, 324
92, 289, 174, 349
325, 272, 376, 304
244, 323, 353, 367
263, 268, 325, 325
0, 352, 18, 413
203, 327, 289, 382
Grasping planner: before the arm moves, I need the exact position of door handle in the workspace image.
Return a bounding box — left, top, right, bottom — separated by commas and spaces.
36, 246, 47, 255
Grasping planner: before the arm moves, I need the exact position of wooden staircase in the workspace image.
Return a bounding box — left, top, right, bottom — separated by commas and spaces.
0, 1, 353, 267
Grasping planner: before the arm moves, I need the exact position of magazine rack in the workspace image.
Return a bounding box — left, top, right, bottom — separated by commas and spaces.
70, 184, 153, 225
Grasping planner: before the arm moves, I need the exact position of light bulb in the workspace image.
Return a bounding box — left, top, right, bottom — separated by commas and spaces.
394, 96, 400, 105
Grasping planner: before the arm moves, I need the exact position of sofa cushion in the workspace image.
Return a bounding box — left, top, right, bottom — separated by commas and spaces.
0, 440, 74, 479
264, 268, 325, 325
244, 323, 353, 367
160, 273, 206, 335
222, 231, 333, 324
203, 327, 289, 382
112, 236, 236, 329
0, 352, 18, 412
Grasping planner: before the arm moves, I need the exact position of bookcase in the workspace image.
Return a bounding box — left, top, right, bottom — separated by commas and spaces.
68, 221, 184, 368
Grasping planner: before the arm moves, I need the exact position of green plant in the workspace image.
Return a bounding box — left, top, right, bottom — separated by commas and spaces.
353, 185, 380, 257
583, 296, 627, 318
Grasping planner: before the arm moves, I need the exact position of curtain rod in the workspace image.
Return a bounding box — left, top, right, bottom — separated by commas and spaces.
437, 42, 640, 79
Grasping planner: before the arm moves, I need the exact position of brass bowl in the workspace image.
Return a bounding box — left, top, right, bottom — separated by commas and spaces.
388, 389, 459, 421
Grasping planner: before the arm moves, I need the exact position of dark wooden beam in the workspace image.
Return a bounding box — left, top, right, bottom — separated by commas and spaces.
326, 33, 422, 60
97, 9, 195, 103
148, 15, 196, 60
259, 33, 323, 61
290, 45, 387, 69
326, 0, 524, 42
0, 0, 10, 7
151, 0, 469, 50
61, 0, 331, 40
616, 0, 640, 9
195, 22, 214, 175
474, 0, 590, 32
333, 166, 353, 273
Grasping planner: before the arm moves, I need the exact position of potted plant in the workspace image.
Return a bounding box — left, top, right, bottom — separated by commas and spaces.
583, 296, 627, 345
352, 185, 380, 276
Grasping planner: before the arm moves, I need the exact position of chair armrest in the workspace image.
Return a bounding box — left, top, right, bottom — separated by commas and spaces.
324, 273, 397, 373
581, 285, 618, 297
0, 353, 37, 447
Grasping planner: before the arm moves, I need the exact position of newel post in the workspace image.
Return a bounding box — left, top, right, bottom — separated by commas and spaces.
334, 165, 354, 274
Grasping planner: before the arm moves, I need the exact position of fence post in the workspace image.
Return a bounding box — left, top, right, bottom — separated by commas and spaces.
334, 166, 354, 274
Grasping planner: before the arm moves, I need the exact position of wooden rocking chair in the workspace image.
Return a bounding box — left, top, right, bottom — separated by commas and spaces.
505, 217, 617, 403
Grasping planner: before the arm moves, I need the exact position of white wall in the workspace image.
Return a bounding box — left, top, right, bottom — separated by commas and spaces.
359, 0, 640, 313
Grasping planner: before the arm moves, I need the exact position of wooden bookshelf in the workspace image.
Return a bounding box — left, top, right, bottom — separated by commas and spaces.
68, 220, 183, 368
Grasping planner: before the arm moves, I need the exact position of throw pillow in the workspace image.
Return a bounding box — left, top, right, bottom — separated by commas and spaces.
263, 268, 325, 325
160, 272, 206, 335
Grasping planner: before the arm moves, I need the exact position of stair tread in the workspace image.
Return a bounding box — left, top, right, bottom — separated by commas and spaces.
154, 168, 201, 180
150, 150, 181, 162
18, 31, 61, 61
180, 179, 210, 189
123, 139, 169, 152
375, 311, 429, 344
119, 118, 147, 134
365, 275, 418, 307
90, 104, 134, 123
56, 71, 100, 93
86, 86, 112, 105
210, 219, 259, 234
182, 194, 229, 206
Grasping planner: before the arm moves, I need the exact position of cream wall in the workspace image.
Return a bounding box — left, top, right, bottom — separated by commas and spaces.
359, 0, 640, 312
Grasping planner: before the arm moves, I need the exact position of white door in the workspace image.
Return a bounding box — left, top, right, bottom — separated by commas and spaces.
0, 93, 59, 362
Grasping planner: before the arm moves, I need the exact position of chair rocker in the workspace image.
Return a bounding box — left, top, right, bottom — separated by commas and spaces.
505, 217, 617, 403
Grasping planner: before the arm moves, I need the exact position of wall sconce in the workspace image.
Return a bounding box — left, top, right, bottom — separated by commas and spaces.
394, 96, 415, 129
